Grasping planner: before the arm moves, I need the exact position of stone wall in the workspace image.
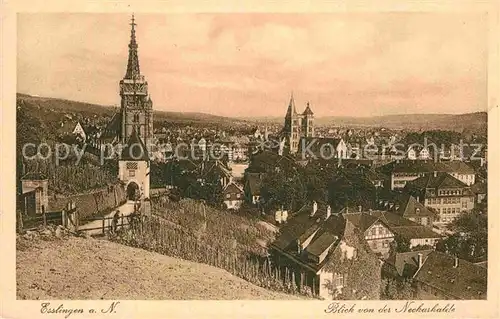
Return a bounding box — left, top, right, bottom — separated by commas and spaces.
49, 182, 126, 222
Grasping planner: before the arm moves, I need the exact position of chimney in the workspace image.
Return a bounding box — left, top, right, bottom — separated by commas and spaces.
453, 256, 459, 268
358, 205, 362, 212
433, 171, 437, 177
326, 205, 331, 220
311, 201, 318, 216
416, 196, 420, 202
417, 253, 423, 269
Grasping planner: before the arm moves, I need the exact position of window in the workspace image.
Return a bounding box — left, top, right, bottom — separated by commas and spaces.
372, 241, 378, 249
462, 201, 468, 208
128, 170, 135, 177
226, 194, 231, 199
334, 273, 345, 288
382, 241, 389, 248
236, 193, 241, 199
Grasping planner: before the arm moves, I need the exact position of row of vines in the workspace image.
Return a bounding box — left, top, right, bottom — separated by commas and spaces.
23, 159, 118, 195
112, 215, 317, 298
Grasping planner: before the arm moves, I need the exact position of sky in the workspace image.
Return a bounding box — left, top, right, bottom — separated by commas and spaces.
17, 13, 488, 118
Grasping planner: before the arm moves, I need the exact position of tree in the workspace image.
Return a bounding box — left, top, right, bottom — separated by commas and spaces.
437, 209, 487, 262
389, 234, 411, 253
381, 279, 414, 300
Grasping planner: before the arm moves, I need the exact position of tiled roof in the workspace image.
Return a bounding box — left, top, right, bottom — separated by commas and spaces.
271, 203, 346, 271
470, 182, 487, 195
245, 173, 263, 196
445, 161, 475, 174
342, 212, 380, 232
223, 182, 243, 195
379, 160, 452, 175
120, 128, 149, 161
410, 172, 468, 190
385, 250, 433, 277
302, 103, 314, 116
414, 251, 487, 300
298, 137, 343, 155
395, 194, 437, 219
21, 172, 48, 180
101, 112, 122, 140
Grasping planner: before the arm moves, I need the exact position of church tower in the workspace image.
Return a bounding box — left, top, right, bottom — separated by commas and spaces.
302, 102, 314, 138
280, 93, 315, 154
283, 93, 301, 154
119, 15, 154, 147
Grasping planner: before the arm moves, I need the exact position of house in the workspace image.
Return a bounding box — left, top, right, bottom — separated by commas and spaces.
405, 172, 475, 226
445, 161, 476, 186
370, 210, 443, 248
223, 182, 244, 210
199, 160, 232, 189
470, 182, 487, 204
20, 172, 49, 215
244, 172, 263, 205
341, 209, 395, 259
378, 194, 438, 227
412, 251, 487, 300
270, 202, 380, 299
341, 209, 442, 256
382, 250, 433, 279
378, 160, 453, 190
72, 122, 87, 141
298, 137, 348, 160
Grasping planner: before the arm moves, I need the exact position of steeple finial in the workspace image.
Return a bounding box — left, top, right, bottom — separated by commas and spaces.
125, 14, 141, 79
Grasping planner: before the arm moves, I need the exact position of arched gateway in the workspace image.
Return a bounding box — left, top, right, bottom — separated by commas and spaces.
126, 181, 140, 201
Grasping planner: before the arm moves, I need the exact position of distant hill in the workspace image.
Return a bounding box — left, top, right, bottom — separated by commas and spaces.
16, 93, 244, 126
246, 112, 487, 133
17, 93, 487, 133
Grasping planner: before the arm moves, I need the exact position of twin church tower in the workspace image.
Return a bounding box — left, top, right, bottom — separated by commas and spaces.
282, 93, 315, 154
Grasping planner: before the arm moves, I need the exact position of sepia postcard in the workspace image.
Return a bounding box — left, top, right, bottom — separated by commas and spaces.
1, 0, 499, 318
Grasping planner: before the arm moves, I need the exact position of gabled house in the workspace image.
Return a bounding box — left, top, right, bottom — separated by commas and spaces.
382, 250, 433, 279
445, 161, 476, 186
412, 251, 487, 300
223, 182, 244, 210
270, 202, 381, 299
298, 137, 348, 160
377, 194, 438, 227
340, 209, 442, 257
198, 160, 232, 189
405, 172, 475, 226
72, 122, 87, 141
378, 160, 453, 190
341, 210, 395, 259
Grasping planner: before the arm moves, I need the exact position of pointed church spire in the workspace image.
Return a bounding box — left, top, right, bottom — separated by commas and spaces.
125, 14, 141, 80
285, 91, 297, 117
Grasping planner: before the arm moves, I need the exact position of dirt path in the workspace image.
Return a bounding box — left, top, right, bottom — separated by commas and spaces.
78, 201, 135, 235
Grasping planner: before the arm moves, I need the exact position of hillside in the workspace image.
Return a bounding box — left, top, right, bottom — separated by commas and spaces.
246, 112, 487, 133
16, 93, 245, 127
16, 236, 299, 300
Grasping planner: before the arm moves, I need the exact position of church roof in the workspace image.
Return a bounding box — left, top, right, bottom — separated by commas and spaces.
302, 102, 314, 115
285, 93, 297, 117
120, 128, 149, 161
